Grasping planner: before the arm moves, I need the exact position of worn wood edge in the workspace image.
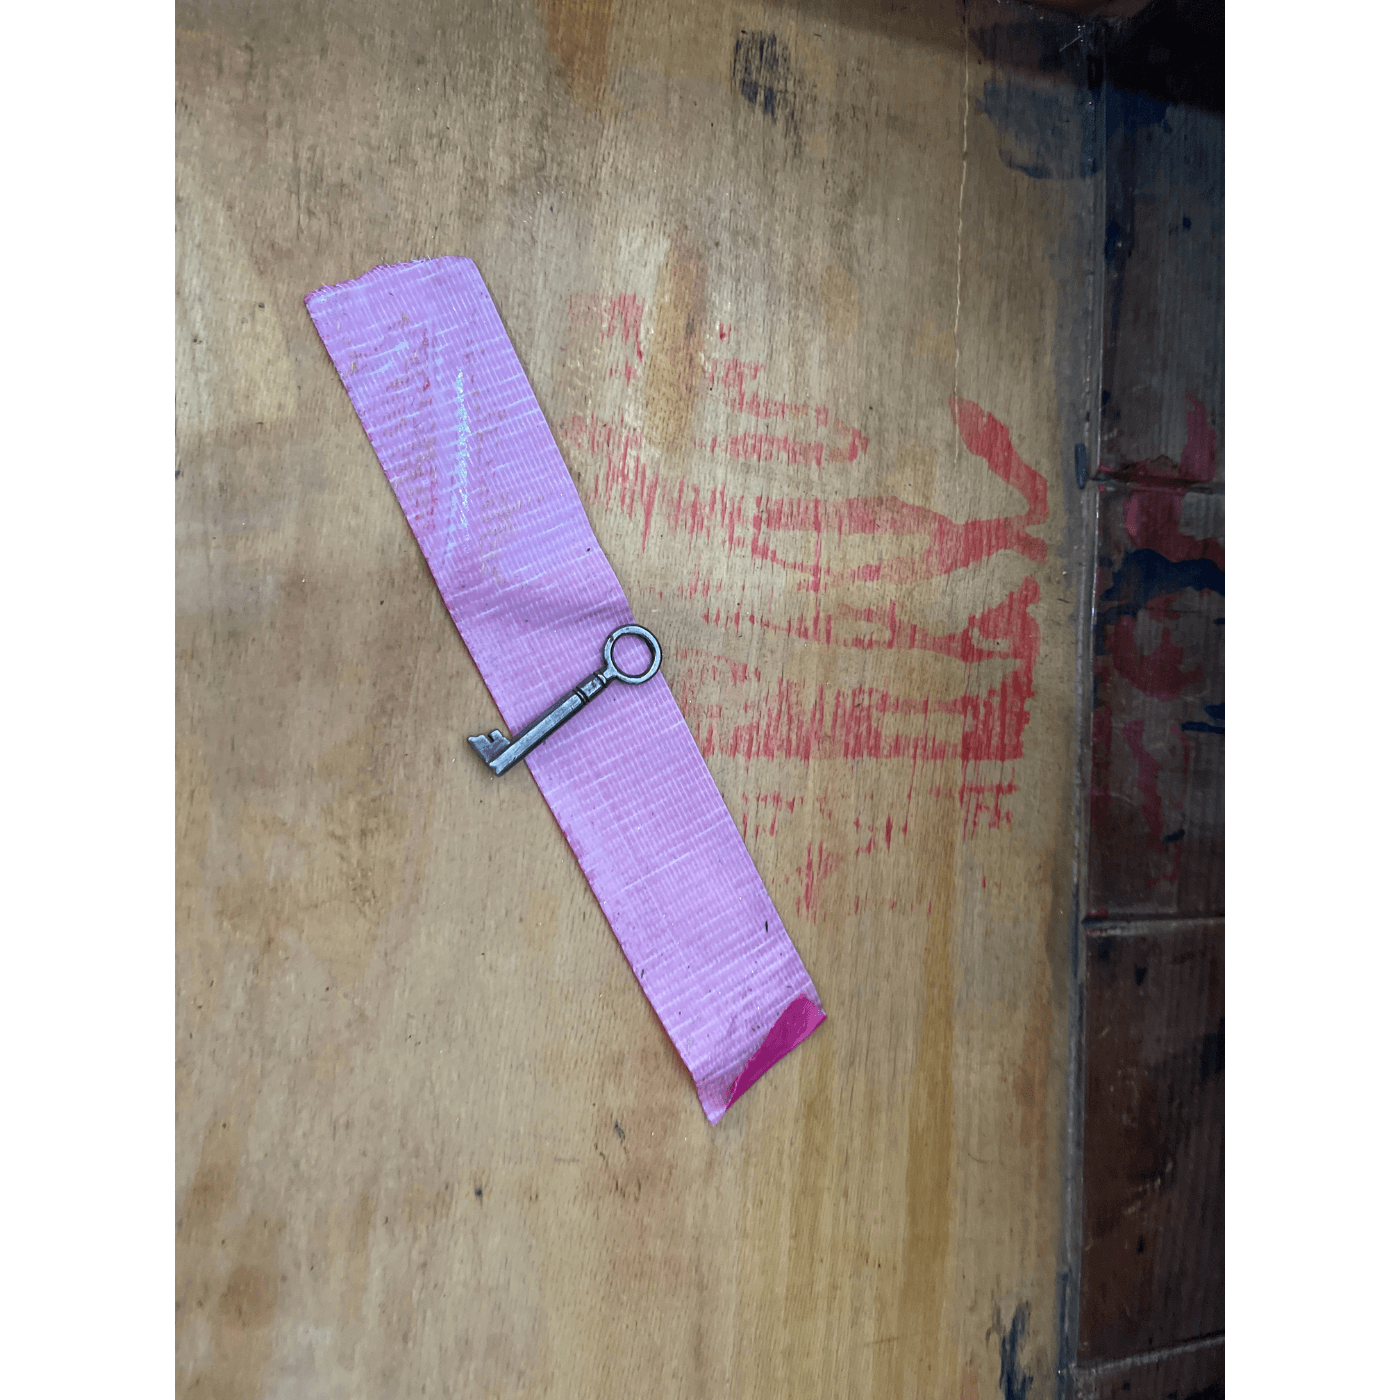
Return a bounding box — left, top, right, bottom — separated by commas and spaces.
1074, 1331, 1224, 1383
1084, 916, 1225, 937
1057, 22, 1109, 1398
1059, 478, 1101, 1400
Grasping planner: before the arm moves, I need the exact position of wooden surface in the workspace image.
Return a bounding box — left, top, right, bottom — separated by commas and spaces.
1089, 480, 1224, 917
1072, 1336, 1223, 1400
1099, 39, 1224, 482
1072, 4, 1225, 1390
176, 2, 1097, 1395
1078, 922, 1224, 1362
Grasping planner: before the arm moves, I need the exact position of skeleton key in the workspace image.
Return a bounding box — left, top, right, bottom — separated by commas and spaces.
468, 624, 663, 775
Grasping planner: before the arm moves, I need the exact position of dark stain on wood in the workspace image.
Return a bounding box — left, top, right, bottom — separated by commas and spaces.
731, 30, 803, 152
1089, 482, 1223, 917
1078, 923, 1224, 1363
998, 1300, 1034, 1400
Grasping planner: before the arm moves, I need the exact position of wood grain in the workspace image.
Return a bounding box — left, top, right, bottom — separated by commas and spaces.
1088, 480, 1224, 918
1099, 7, 1224, 482
176, 2, 1094, 1394
1073, 1336, 1223, 1400
1074, 5, 1225, 1384
1078, 922, 1224, 1364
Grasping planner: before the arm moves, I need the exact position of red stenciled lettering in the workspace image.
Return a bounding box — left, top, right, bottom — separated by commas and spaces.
676, 577, 1041, 778
556, 308, 1050, 841
743, 398, 1047, 588
797, 841, 843, 917
561, 413, 661, 549
1105, 614, 1203, 701
567, 292, 645, 354
705, 356, 764, 389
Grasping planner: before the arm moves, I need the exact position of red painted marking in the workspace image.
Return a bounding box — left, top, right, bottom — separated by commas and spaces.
739, 788, 808, 837
560, 413, 662, 549
958, 781, 1019, 837
799, 841, 842, 916
942, 577, 1042, 836
1106, 615, 1203, 701
738, 787, 911, 854
934, 576, 1042, 766
717, 429, 826, 469
705, 356, 763, 389
717, 392, 866, 466
740, 399, 1045, 589
677, 577, 1041, 782
692, 343, 866, 471
556, 310, 1051, 841
726, 385, 813, 421
1179, 393, 1218, 483
837, 415, 870, 462
662, 399, 1044, 587
1122, 720, 1163, 843
1108, 392, 1219, 485
952, 395, 1048, 522
1123, 486, 1225, 570
694, 677, 941, 764
568, 292, 645, 351
570, 399, 1049, 836
666, 475, 750, 553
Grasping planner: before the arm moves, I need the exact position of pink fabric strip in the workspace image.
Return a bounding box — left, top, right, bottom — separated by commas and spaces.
306, 258, 824, 1123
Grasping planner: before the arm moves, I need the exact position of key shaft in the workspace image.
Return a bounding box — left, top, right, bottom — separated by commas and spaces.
472, 670, 610, 775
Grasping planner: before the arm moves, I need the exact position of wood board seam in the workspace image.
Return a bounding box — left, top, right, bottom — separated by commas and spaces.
1073, 1330, 1224, 1382
1084, 916, 1225, 936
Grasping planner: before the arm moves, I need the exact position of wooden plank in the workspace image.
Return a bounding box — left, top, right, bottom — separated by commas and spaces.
1088, 480, 1224, 917
1073, 1336, 1223, 1400
1099, 2, 1224, 483
1078, 922, 1224, 1364
176, 2, 1095, 1394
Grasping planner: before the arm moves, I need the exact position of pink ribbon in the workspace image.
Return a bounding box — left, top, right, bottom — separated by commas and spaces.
306, 258, 824, 1122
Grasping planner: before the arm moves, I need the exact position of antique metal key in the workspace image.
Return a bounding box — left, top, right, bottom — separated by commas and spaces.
468, 624, 663, 775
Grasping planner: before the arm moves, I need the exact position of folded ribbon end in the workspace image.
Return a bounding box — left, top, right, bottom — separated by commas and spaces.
721, 995, 827, 1117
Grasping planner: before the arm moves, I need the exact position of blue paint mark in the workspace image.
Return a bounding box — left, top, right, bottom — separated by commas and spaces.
1105, 219, 1124, 262
1075, 443, 1088, 490
1101, 389, 1111, 407
1184, 701, 1224, 734
1182, 215, 1192, 230
998, 1302, 1033, 1400
732, 30, 800, 146
1096, 547, 1225, 648
978, 79, 1091, 181
1183, 700, 1224, 735
1163, 828, 1185, 843
1104, 85, 1171, 143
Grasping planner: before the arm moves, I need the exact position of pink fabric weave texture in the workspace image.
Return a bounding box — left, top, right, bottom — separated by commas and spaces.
306, 257, 824, 1123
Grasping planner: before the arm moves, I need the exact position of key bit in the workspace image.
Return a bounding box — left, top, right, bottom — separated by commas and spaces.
467, 729, 513, 765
